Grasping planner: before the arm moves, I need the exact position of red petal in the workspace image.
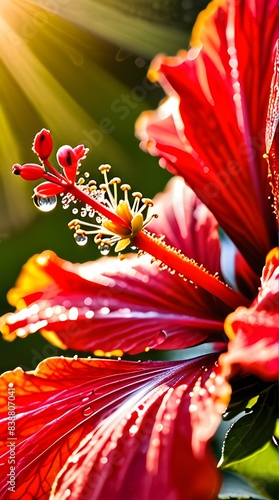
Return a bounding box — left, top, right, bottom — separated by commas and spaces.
1, 178, 231, 354
1, 250, 226, 355
74, 144, 89, 161
0, 355, 228, 500
136, 0, 279, 274
266, 40, 279, 222
220, 247, 279, 381
34, 182, 65, 197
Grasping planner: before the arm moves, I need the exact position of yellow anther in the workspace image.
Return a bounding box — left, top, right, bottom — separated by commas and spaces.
78, 178, 85, 185
142, 198, 153, 206
68, 219, 80, 229
132, 191, 143, 199
121, 184, 131, 191
109, 177, 121, 185
94, 234, 103, 244
99, 164, 112, 173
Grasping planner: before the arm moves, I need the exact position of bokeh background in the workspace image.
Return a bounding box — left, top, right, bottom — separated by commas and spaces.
0, 0, 209, 372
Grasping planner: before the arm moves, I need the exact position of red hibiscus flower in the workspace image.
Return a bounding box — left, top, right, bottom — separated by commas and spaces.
1, 1, 279, 499
136, 0, 279, 277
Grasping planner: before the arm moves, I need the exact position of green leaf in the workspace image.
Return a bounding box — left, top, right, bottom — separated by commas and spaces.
229, 439, 279, 500
219, 387, 278, 468
223, 398, 250, 421
218, 471, 272, 500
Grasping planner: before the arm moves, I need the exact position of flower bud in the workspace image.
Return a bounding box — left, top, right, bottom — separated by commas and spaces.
57, 145, 77, 168
12, 163, 45, 181
57, 145, 88, 183
32, 129, 53, 161
57, 144, 88, 169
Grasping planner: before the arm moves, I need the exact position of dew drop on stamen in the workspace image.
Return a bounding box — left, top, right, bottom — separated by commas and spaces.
74, 233, 88, 246
33, 195, 57, 212
98, 244, 111, 256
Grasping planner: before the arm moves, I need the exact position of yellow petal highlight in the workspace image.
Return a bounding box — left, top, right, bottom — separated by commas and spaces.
131, 213, 144, 235
190, 0, 226, 48
116, 200, 133, 224
6, 253, 54, 307
93, 349, 123, 358
115, 238, 131, 253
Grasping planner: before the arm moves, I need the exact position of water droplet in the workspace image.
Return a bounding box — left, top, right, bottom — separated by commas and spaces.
83, 406, 93, 417
145, 330, 167, 351
33, 195, 57, 212
81, 396, 90, 403
154, 330, 167, 346
74, 233, 88, 246
72, 208, 79, 214
98, 244, 111, 256
84, 172, 90, 178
